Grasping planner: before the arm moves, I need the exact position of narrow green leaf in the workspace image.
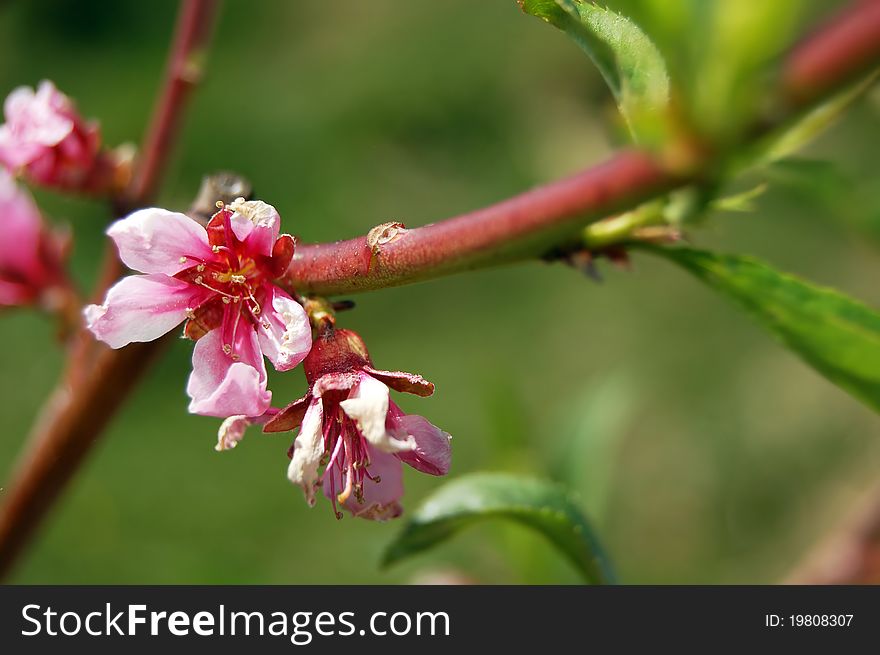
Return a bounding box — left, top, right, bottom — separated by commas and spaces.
710, 183, 767, 214
382, 472, 615, 584
740, 74, 878, 172
652, 247, 880, 411
518, 0, 669, 142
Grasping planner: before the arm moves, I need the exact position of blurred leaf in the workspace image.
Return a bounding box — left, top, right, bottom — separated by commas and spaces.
550, 373, 634, 522
518, 0, 669, 142
744, 75, 878, 170
710, 183, 767, 214
383, 472, 615, 584
605, 0, 803, 141
761, 158, 880, 243
653, 247, 880, 412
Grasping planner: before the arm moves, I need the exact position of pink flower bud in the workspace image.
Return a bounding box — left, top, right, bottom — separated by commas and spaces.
0, 170, 67, 307
0, 81, 123, 193
265, 327, 452, 521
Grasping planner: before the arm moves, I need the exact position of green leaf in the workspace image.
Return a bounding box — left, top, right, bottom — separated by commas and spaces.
741, 74, 878, 172
709, 183, 767, 214
518, 0, 669, 143
382, 472, 615, 584
652, 247, 880, 411
603, 0, 804, 140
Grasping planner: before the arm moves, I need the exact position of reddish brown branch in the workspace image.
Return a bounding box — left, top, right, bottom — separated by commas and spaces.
0, 0, 220, 580
286, 151, 676, 295
782, 0, 880, 107
125, 0, 220, 208
284, 0, 880, 297
0, 338, 173, 577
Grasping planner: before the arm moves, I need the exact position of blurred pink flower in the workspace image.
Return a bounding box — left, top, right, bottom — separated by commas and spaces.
0, 81, 103, 190
265, 328, 451, 521
85, 199, 311, 417
0, 169, 66, 306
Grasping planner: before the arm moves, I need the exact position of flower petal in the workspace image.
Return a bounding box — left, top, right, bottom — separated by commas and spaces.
0, 124, 43, 169
215, 415, 251, 452
340, 374, 414, 454
257, 286, 311, 372
215, 410, 277, 451
287, 398, 325, 506
107, 208, 214, 275
6, 82, 73, 147
392, 411, 452, 476
323, 445, 404, 520
0, 279, 34, 306
0, 170, 42, 277
363, 365, 434, 397
187, 327, 271, 417
84, 274, 212, 349
263, 392, 311, 433
228, 198, 280, 257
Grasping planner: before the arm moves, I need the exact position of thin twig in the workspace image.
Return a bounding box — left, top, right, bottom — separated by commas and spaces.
0, 0, 220, 580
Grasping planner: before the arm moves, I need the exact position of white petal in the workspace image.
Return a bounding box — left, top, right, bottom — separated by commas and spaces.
340, 375, 414, 454
216, 415, 251, 451
287, 399, 325, 506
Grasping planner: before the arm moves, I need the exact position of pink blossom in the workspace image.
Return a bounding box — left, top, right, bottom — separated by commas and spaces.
0, 169, 66, 306
264, 328, 452, 520
0, 81, 102, 190
85, 199, 312, 417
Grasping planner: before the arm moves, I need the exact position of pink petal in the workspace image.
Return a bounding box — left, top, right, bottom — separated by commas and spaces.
323, 445, 404, 520
187, 327, 271, 417
0, 125, 42, 169
256, 285, 311, 372
0, 279, 34, 306
0, 170, 42, 278
227, 198, 280, 257
84, 274, 212, 349
363, 365, 435, 397
5, 82, 73, 147
107, 208, 215, 275
391, 411, 452, 476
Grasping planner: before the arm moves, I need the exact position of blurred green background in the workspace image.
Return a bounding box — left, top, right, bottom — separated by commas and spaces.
1, 0, 879, 584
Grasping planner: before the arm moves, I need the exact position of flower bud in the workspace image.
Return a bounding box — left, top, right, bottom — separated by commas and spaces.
0, 80, 127, 194
0, 170, 67, 308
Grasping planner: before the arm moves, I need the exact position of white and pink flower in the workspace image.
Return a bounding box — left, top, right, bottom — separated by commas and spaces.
85, 199, 312, 418
0, 81, 103, 190
263, 328, 452, 520
0, 169, 66, 306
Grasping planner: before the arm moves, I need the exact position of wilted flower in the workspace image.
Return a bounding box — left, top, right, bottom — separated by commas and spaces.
85, 199, 311, 417
0, 81, 106, 190
0, 169, 66, 307
264, 327, 451, 520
